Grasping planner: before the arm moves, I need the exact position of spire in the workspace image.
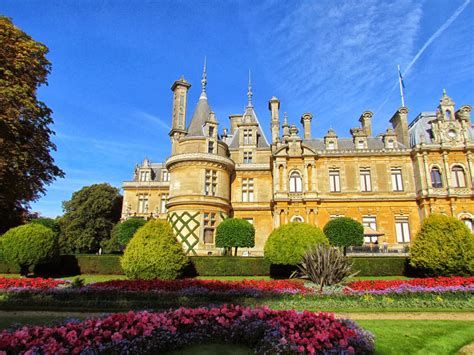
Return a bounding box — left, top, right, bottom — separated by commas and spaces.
200, 56, 207, 100
247, 70, 253, 108
283, 112, 289, 126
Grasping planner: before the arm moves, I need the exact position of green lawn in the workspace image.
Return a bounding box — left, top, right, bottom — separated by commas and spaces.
0, 313, 472, 354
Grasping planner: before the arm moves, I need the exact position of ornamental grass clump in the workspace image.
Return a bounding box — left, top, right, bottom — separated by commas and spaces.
215, 218, 255, 256
410, 214, 474, 276
2, 224, 59, 276
295, 244, 358, 293
264, 222, 328, 265
121, 219, 189, 280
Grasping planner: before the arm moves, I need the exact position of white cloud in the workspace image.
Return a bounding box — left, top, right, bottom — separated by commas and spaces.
134, 110, 171, 131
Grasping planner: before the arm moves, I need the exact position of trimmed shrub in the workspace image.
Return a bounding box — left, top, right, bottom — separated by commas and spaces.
323, 217, 364, 254
216, 218, 255, 256
2, 224, 59, 276
264, 222, 328, 265
114, 218, 147, 247
351, 257, 408, 276
30, 218, 60, 235
410, 214, 474, 276
187, 257, 271, 276
121, 220, 189, 280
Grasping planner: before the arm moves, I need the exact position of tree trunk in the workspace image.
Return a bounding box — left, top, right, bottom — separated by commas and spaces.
234, 247, 238, 256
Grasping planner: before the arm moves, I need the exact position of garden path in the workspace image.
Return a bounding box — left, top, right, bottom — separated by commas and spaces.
336, 312, 474, 320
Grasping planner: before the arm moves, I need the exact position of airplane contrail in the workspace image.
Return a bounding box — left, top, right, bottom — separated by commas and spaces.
375, 0, 471, 113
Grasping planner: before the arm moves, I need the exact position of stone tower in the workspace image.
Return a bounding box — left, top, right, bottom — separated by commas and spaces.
165, 60, 234, 255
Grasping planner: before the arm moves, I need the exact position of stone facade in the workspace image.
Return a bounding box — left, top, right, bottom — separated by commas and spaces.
122, 69, 474, 256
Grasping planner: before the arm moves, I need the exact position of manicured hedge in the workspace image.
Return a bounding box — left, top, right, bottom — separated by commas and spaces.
0, 255, 411, 277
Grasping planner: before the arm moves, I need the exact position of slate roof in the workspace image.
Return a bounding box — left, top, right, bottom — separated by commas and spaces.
303, 137, 406, 151
186, 97, 211, 137
228, 105, 269, 149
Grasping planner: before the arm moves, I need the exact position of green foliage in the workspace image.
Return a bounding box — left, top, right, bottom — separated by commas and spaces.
294, 245, 358, 292
187, 257, 270, 276
323, 217, 364, 252
0, 16, 64, 234
30, 217, 60, 235
264, 222, 329, 265
351, 257, 408, 276
121, 219, 189, 280
2, 224, 59, 275
59, 183, 122, 254
410, 214, 474, 276
114, 218, 147, 247
215, 218, 255, 256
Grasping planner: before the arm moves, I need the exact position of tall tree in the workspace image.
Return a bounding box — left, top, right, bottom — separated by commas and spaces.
59, 183, 123, 253
0, 16, 64, 233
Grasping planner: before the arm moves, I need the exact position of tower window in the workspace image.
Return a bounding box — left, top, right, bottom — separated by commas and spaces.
203, 212, 216, 244
205, 169, 217, 196
360, 169, 372, 192
243, 129, 253, 145
430, 167, 442, 188
329, 169, 341, 192
242, 178, 254, 202
445, 110, 452, 120
451, 166, 466, 188
208, 141, 215, 154
209, 126, 214, 136
289, 171, 302, 193
391, 168, 404, 191
243, 151, 253, 164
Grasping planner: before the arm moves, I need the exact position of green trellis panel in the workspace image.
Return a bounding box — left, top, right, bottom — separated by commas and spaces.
168, 211, 200, 255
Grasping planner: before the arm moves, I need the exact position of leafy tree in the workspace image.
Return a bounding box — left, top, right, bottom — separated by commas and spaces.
30, 217, 60, 236
216, 218, 255, 256
121, 219, 189, 280
0, 16, 64, 233
59, 183, 122, 254
2, 224, 59, 276
323, 217, 364, 255
115, 218, 147, 247
264, 222, 328, 265
410, 214, 474, 276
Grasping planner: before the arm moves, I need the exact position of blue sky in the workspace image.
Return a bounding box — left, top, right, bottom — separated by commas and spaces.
1, 0, 473, 217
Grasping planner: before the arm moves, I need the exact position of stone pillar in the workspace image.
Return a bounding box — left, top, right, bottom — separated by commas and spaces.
466, 151, 473, 187
442, 151, 451, 190
282, 164, 288, 192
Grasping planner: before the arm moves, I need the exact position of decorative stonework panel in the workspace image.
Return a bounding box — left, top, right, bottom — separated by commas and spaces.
168, 211, 200, 255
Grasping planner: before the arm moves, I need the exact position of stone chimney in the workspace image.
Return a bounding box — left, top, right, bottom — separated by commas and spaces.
389, 107, 409, 146
300, 112, 313, 139
359, 111, 373, 137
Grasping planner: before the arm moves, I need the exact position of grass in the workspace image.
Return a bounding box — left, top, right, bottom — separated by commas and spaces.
0, 314, 472, 354
358, 320, 474, 354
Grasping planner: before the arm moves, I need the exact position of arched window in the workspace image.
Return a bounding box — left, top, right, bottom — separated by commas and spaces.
463, 219, 473, 232
451, 166, 467, 188
289, 171, 302, 192
430, 167, 443, 188
445, 110, 452, 120
291, 216, 304, 223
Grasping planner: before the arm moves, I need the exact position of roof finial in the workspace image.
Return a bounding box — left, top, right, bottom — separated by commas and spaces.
283, 112, 288, 126
443, 88, 447, 96
200, 56, 207, 100
247, 70, 253, 108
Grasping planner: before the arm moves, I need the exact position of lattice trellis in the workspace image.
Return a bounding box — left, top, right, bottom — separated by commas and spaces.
168, 211, 200, 255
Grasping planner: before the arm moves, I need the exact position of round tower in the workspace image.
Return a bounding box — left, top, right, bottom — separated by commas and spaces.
166, 60, 234, 255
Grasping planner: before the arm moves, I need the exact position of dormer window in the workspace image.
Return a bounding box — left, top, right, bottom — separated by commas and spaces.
357, 140, 365, 149
243, 129, 253, 145
445, 110, 452, 120
387, 139, 395, 148
162, 170, 170, 182
328, 141, 335, 150
140, 171, 150, 182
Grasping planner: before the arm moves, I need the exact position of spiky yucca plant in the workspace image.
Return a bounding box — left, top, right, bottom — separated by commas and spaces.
295, 244, 359, 293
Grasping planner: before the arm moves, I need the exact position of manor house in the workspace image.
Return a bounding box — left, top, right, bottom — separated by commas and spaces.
122, 67, 474, 256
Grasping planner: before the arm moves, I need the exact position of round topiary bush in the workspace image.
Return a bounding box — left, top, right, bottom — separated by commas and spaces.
323, 217, 364, 254
121, 219, 189, 280
29, 217, 60, 236
216, 218, 255, 256
114, 218, 147, 247
2, 224, 59, 276
410, 214, 474, 276
264, 222, 329, 265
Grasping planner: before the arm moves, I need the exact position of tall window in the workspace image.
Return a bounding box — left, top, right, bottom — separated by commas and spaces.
451, 166, 467, 188
205, 170, 217, 196
242, 178, 254, 202
329, 169, 341, 192
138, 195, 148, 213
243, 151, 253, 164
360, 169, 372, 192
160, 193, 168, 213
289, 171, 302, 192
391, 168, 404, 191
203, 212, 216, 244
162, 170, 170, 182
209, 126, 214, 136
208, 141, 215, 154
140, 171, 150, 182
430, 167, 442, 188
395, 217, 410, 243
243, 129, 253, 145
362, 216, 377, 243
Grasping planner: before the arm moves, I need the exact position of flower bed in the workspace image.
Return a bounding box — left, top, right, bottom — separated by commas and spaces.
345, 276, 474, 295
0, 305, 374, 354
0, 277, 68, 290
88, 278, 310, 295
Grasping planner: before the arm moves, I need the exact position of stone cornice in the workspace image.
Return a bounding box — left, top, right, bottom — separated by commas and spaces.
166, 153, 235, 171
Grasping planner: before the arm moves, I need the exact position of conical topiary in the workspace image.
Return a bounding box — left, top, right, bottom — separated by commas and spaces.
121, 219, 189, 280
